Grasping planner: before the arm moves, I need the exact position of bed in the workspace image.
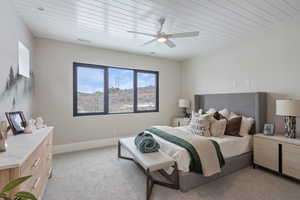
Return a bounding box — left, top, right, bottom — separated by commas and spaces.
151, 126, 253, 173
160, 92, 267, 192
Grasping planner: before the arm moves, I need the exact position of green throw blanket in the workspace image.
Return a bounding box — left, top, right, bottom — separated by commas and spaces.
146, 127, 225, 174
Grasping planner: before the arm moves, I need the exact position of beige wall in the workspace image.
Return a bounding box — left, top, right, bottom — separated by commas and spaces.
181, 21, 300, 135
0, 0, 34, 120
34, 38, 182, 145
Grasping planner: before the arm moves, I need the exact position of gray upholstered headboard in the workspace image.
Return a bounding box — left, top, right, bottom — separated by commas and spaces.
194, 92, 267, 133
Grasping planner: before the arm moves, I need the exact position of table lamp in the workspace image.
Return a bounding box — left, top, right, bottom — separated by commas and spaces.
179, 99, 190, 118
276, 99, 300, 138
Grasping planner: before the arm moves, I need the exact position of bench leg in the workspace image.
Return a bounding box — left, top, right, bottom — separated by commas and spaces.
157, 162, 180, 190
117, 140, 179, 200
118, 141, 134, 161
146, 169, 154, 200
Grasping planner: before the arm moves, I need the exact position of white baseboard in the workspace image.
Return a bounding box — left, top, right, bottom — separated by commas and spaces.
53, 137, 119, 155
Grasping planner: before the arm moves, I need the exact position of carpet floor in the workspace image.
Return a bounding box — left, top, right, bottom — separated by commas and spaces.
43, 146, 300, 200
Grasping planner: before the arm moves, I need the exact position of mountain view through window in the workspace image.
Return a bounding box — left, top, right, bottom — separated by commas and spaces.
74, 63, 158, 116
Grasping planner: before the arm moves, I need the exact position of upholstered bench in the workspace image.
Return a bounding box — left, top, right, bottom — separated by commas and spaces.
118, 137, 179, 200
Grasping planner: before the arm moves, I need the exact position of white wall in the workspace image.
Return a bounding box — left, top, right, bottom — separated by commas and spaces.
34, 38, 182, 145
182, 21, 300, 135
0, 0, 34, 120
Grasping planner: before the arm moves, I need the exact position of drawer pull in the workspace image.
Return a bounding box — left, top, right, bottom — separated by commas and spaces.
48, 168, 53, 178
32, 158, 41, 169
32, 177, 41, 190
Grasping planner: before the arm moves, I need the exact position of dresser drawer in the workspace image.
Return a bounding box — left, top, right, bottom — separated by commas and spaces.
282, 143, 300, 179
21, 133, 51, 180
254, 137, 279, 171
20, 164, 44, 196
21, 145, 44, 177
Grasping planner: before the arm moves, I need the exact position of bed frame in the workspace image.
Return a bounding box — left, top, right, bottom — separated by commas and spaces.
177, 92, 267, 192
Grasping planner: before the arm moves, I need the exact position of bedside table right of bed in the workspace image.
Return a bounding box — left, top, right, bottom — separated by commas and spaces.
253, 134, 300, 181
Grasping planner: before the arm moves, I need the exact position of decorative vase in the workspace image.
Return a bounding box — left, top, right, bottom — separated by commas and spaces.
284, 116, 296, 139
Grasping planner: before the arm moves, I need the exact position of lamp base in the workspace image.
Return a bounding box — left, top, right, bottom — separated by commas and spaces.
182, 108, 190, 118
284, 116, 296, 139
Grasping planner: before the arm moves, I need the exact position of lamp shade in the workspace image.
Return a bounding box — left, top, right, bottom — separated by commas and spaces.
178, 99, 190, 108
276, 100, 300, 116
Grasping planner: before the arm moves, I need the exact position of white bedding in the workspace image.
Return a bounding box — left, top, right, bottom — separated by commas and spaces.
150, 126, 253, 173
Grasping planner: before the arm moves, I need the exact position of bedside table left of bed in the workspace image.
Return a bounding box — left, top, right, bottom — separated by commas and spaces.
171, 117, 190, 127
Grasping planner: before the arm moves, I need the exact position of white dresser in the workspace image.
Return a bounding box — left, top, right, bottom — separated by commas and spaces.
0, 127, 53, 199
254, 134, 300, 180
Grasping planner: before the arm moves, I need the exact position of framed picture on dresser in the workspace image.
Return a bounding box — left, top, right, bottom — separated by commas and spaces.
5, 111, 27, 135
263, 123, 274, 136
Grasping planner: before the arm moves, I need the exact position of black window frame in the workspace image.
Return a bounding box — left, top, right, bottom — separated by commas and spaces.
73, 62, 159, 116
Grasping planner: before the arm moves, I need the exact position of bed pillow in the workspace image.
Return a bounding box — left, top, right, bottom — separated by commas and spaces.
239, 116, 254, 136
225, 116, 242, 137
210, 118, 227, 137
228, 112, 239, 119
207, 108, 217, 115
189, 112, 211, 137
219, 109, 230, 119
213, 112, 226, 120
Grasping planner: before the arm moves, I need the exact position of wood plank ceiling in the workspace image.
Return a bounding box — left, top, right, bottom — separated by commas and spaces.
12, 0, 300, 60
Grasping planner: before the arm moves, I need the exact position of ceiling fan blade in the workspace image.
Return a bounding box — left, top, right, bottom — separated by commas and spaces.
141, 38, 157, 46
165, 39, 176, 48
158, 17, 166, 33
127, 31, 156, 37
165, 31, 199, 38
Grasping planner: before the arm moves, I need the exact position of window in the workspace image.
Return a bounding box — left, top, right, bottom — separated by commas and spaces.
137, 71, 158, 111
73, 63, 159, 116
75, 66, 105, 114
109, 68, 134, 113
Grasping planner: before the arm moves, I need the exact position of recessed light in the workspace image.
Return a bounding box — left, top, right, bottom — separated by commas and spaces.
37, 7, 45, 11
78, 38, 91, 43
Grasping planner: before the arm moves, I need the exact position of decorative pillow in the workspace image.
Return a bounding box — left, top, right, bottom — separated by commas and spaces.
189, 112, 211, 137
210, 118, 227, 137
213, 112, 226, 120
239, 116, 254, 136
228, 112, 239, 119
207, 108, 217, 115
225, 116, 242, 136
219, 109, 230, 119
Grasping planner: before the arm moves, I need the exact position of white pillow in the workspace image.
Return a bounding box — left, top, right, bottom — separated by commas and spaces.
228, 112, 239, 119
239, 116, 254, 136
210, 117, 227, 137
189, 112, 211, 137
207, 108, 216, 114
219, 108, 230, 119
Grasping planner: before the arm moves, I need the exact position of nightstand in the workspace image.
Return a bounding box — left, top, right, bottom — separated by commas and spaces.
171, 117, 190, 127
253, 134, 300, 180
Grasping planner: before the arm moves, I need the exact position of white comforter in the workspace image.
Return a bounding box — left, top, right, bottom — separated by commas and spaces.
148, 126, 253, 173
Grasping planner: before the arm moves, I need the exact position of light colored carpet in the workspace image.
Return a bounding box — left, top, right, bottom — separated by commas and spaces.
43, 146, 300, 200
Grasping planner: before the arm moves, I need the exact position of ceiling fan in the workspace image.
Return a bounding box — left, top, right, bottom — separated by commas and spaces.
127, 17, 199, 48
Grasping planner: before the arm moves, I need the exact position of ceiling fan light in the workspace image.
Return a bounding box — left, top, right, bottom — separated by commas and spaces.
157, 37, 167, 43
